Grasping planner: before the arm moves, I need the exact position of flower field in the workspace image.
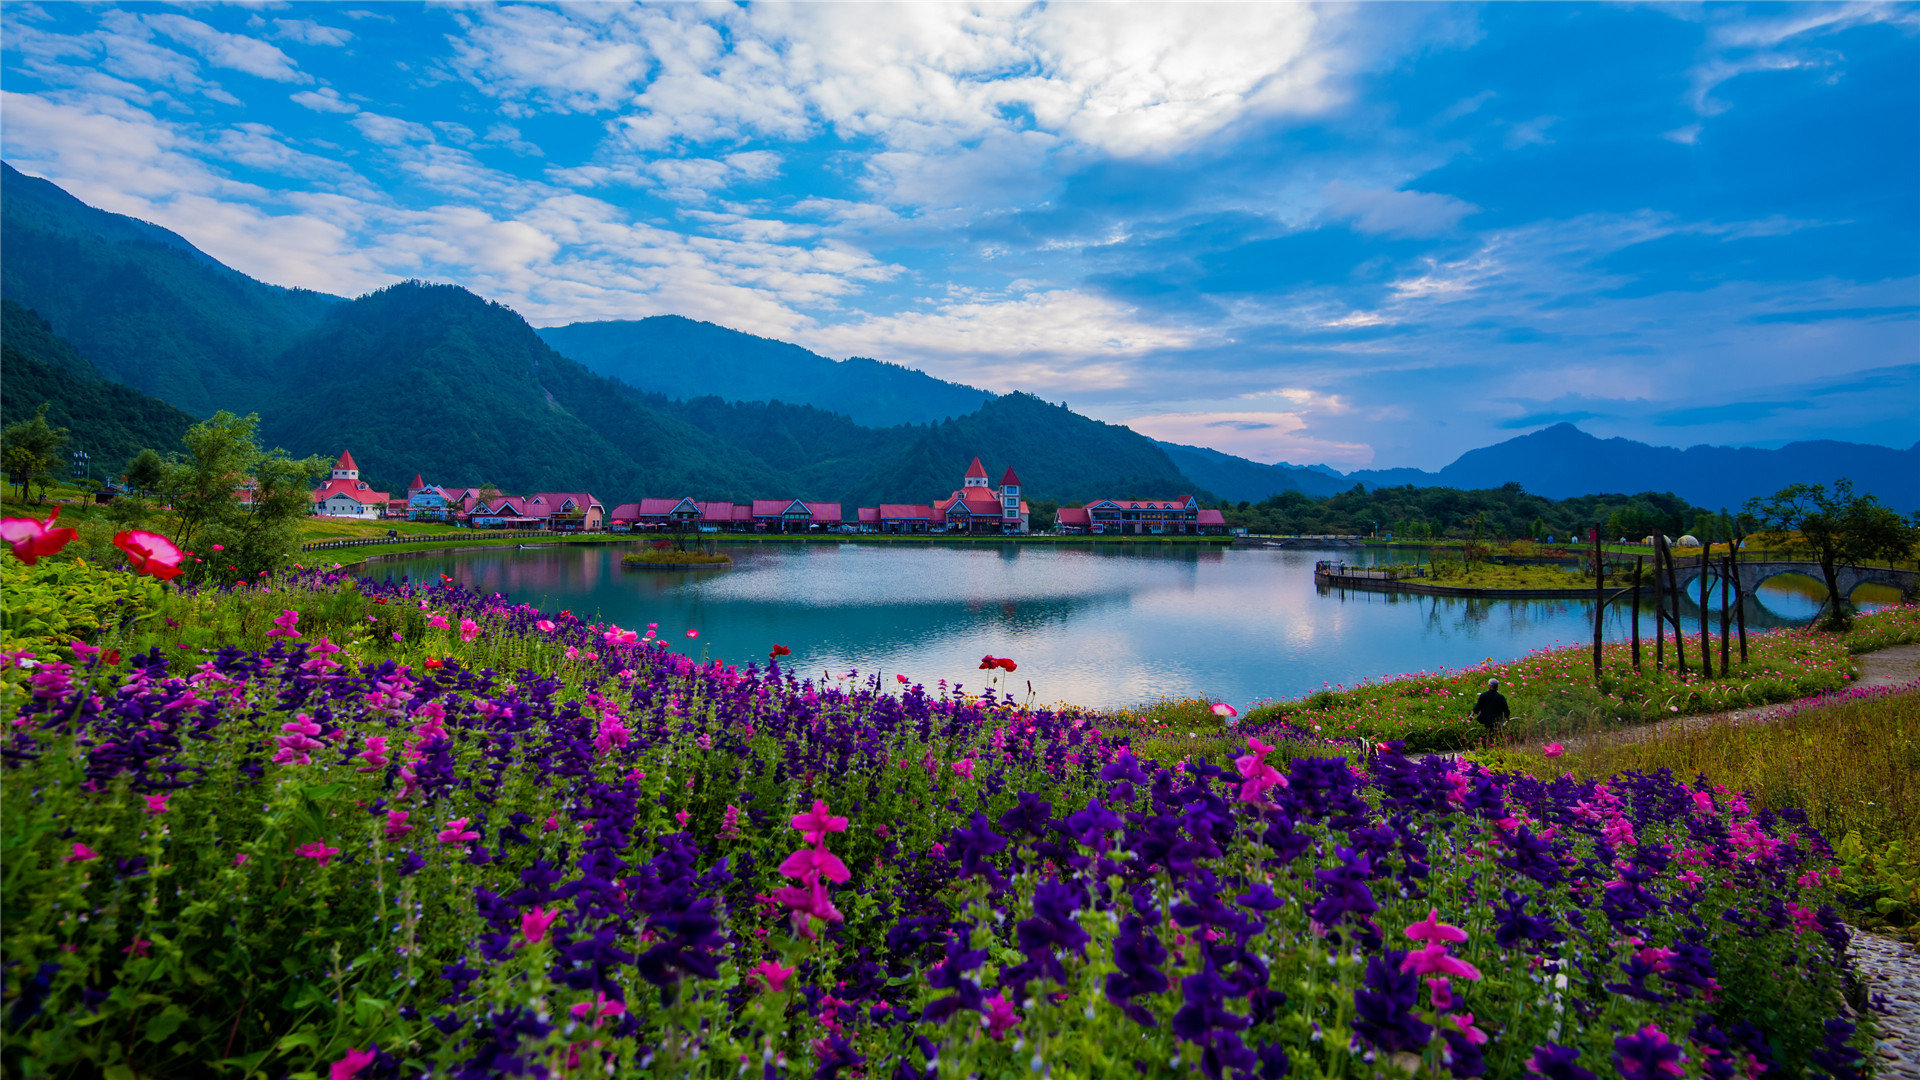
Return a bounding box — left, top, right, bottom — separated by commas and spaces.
0, 554, 1883, 1079
1241, 605, 1920, 752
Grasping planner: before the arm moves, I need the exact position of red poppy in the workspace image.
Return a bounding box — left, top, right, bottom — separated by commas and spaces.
979, 655, 999, 670
769, 644, 792, 658
996, 658, 1018, 672
1, 507, 78, 565
113, 531, 186, 580
440, 573, 453, 582
423, 657, 445, 669
103, 649, 121, 666
372, 597, 388, 605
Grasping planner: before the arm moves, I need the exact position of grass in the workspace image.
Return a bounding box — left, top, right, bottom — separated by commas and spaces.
1475, 684, 1920, 938
1420, 561, 1593, 589
621, 549, 732, 566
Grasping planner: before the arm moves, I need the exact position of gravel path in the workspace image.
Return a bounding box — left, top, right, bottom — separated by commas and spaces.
1555, 642, 1920, 752
1851, 928, 1920, 1079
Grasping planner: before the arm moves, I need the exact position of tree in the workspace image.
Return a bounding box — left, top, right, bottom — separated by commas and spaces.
1, 404, 69, 501
158, 412, 326, 582
125, 448, 167, 495
1744, 479, 1919, 628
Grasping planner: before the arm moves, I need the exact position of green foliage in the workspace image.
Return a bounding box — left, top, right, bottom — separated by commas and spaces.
1228, 480, 1705, 541
0, 402, 68, 502
1240, 605, 1920, 752
1744, 478, 1920, 627
0, 557, 164, 668
0, 300, 198, 479
158, 412, 326, 581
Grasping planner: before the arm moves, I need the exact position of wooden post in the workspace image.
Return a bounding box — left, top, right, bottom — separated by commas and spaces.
1593, 526, 1605, 684
1662, 534, 1686, 677
1631, 555, 1643, 671
1735, 563, 1748, 662
1652, 543, 1664, 670
1728, 553, 1743, 672
1698, 545, 1713, 679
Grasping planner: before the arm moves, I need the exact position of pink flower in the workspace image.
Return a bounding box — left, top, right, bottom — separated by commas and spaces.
210, 544, 224, 551
543, 815, 560, 832
674, 810, 690, 827
685, 628, 699, 639
719, 804, 741, 840
1405, 908, 1470, 943
1211, 702, 1238, 718
330, 1046, 377, 1080
535, 620, 556, 633
63, 842, 98, 863
791, 800, 849, 842
950, 757, 975, 779
779, 845, 851, 884
569, 992, 625, 1025
384, 810, 413, 839
1542, 742, 1565, 758
1233, 736, 1288, 804
752, 959, 796, 993
1451, 1013, 1489, 1046
428, 613, 449, 629
122, 937, 152, 957
113, 530, 185, 580
233, 853, 249, 867
142, 794, 170, 815
896, 673, 909, 683
1401, 942, 1482, 981
1, 507, 78, 565
357, 736, 390, 772
520, 906, 560, 946
983, 993, 1021, 1039
1426, 977, 1455, 1010
296, 841, 341, 868
1690, 791, 1715, 816
436, 817, 480, 844
266, 609, 302, 638
458, 618, 480, 643
603, 627, 637, 645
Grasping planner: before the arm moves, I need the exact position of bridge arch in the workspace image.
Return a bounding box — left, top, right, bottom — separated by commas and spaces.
1668, 560, 1917, 608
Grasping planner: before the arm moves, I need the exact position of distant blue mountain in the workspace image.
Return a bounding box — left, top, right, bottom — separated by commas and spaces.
538, 316, 995, 428
1154, 441, 1354, 502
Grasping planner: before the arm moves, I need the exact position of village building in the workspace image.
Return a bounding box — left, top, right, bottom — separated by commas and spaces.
1053, 495, 1226, 535
930, 458, 1028, 535
310, 451, 391, 519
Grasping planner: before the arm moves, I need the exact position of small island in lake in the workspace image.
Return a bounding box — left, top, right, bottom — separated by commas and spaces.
621, 549, 733, 568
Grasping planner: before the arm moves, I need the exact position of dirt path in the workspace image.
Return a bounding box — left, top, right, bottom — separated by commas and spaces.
1852, 928, 1920, 1079
1553, 642, 1920, 752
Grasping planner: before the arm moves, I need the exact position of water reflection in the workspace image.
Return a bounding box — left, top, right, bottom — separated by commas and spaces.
370, 543, 1890, 713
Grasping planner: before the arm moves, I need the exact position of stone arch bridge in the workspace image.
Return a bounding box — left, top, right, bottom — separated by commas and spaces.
1665, 560, 1917, 603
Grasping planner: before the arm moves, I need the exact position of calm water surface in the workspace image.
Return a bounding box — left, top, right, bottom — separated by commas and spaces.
372, 543, 1888, 713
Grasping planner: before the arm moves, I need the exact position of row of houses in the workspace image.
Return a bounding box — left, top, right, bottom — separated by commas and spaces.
312, 451, 1226, 535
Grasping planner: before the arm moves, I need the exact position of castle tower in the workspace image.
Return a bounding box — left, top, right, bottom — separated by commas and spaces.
332, 450, 359, 482
963, 456, 990, 490
999, 467, 1021, 520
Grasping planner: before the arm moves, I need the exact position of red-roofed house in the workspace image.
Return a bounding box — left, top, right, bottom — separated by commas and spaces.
877, 504, 936, 533
1060, 495, 1204, 535
930, 457, 1028, 534
808, 503, 842, 528
311, 450, 391, 519
525, 493, 605, 532
751, 498, 815, 533
856, 507, 881, 532
1196, 508, 1228, 535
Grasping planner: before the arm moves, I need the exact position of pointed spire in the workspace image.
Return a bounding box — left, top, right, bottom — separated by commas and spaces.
410, 473, 424, 490
336, 449, 358, 472
1000, 466, 1021, 487
964, 456, 987, 479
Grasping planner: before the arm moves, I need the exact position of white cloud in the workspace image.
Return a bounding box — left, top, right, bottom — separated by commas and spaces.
1122, 409, 1375, 466
270, 19, 352, 47
1321, 182, 1477, 237
350, 112, 434, 147
1682, 2, 1918, 118
142, 13, 309, 83
290, 86, 357, 113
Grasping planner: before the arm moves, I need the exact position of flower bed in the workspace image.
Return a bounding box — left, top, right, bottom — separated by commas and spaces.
1242, 604, 1920, 752
0, 565, 1873, 1079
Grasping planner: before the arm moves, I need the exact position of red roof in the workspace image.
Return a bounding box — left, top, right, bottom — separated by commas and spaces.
335, 449, 357, 472
632, 497, 693, 516
858, 507, 880, 523
1056, 508, 1091, 526
1197, 508, 1227, 525
751, 499, 808, 517
936, 494, 1003, 517
732, 504, 754, 521
609, 502, 642, 521
808, 502, 842, 524
1085, 497, 1197, 511
701, 502, 739, 523
879, 504, 935, 520
1000, 466, 1021, 486
312, 477, 390, 505
409, 473, 424, 490
527, 493, 603, 515
964, 456, 987, 479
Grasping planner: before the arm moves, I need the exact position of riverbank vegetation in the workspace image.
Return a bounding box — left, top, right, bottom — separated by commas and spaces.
0, 547, 1877, 1079
621, 548, 732, 567
1224, 483, 1708, 543
1240, 605, 1920, 752
1479, 685, 1920, 939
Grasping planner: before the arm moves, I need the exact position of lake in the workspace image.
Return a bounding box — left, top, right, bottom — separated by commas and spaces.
367, 542, 1891, 713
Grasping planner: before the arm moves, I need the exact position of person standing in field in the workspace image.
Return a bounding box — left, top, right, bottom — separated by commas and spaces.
1471, 678, 1510, 740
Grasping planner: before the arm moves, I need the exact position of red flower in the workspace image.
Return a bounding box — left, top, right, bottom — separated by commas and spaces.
769, 644, 792, 658
103, 649, 121, 666
1, 507, 78, 565
423, 657, 445, 669
113, 531, 186, 580
996, 658, 1018, 672
979, 654, 999, 670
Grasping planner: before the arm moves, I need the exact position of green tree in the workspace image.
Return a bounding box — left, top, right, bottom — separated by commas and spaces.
1744, 478, 1920, 628
124, 448, 167, 495
159, 412, 326, 582
1, 404, 69, 501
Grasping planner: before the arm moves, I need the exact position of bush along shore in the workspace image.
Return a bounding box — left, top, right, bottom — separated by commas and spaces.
0, 550, 1884, 1080
1241, 605, 1920, 752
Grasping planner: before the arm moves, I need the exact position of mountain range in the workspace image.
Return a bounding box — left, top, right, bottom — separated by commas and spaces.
2, 161, 1912, 513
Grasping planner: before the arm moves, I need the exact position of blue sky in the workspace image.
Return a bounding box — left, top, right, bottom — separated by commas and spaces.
3, 2, 1915, 469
